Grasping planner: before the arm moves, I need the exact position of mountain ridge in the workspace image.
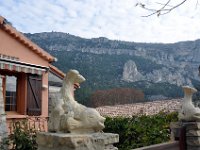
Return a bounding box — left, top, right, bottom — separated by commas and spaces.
24, 32, 200, 105
26, 31, 200, 44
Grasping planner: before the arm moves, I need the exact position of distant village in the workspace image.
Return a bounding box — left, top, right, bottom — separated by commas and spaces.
97, 99, 181, 117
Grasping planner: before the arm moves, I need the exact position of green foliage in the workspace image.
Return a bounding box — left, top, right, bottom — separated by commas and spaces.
103, 112, 178, 150
9, 120, 37, 150
191, 79, 200, 104
143, 82, 183, 99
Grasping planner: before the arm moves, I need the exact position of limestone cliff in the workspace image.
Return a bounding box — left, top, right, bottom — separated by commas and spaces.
122, 60, 143, 82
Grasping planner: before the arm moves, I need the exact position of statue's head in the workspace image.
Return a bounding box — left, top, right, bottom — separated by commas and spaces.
182, 86, 197, 95
65, 69, 86, 84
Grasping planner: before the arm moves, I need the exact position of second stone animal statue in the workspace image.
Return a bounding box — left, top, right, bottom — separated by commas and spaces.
178, 86, 200, 121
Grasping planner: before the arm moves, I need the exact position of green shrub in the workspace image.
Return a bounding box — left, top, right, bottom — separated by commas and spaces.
103, 111, 178, 150
9, 119, 38, 150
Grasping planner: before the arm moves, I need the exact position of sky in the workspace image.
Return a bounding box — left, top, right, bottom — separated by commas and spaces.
0, 0, 200, 43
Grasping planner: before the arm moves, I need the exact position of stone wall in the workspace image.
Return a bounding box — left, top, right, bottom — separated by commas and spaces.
170, 121, 200, 150
0, 76, 7, 146
48, 87, 61, 115
184, 122, 200, 150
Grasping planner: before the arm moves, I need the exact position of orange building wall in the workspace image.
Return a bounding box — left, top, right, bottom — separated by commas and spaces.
17, 73, 27, 115
0, 29, 49, 67
6, 116, 48, 134
0, 28, 50, 129
41, 72, 48, 117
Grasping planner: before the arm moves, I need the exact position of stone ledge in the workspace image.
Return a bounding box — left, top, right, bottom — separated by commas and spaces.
187, 145, 200, 150
187, 137, 200, 146
186, 130, 200, 137
37, 132, 119, 150
182, 122, 200, 131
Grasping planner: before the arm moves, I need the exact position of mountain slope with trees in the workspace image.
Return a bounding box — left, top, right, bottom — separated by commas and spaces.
25, 32, 200, 106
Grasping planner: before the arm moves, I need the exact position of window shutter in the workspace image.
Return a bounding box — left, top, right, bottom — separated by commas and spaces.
27, 75, 42, 116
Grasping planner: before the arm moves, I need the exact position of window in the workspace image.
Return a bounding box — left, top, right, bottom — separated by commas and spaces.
5, 76, 17, 111
1, 72, 42, 116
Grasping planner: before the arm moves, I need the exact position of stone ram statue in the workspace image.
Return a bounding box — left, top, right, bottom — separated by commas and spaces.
48, 69, 105, 134
178, 86, 200, 121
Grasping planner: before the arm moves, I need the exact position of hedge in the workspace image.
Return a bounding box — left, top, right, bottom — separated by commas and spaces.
103, 111, 178, 150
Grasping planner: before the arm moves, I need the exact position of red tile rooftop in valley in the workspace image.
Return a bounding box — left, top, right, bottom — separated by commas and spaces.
96, 99, 181, 117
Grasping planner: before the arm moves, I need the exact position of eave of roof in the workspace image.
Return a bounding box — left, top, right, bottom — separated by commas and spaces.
49, 64, 65, 79
0, 16, 56, 62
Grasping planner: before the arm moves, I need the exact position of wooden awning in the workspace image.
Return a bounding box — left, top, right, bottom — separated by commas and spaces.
0, 60, 48, 75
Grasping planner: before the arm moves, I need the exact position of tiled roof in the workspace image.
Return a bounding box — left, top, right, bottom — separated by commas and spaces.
0, 16, 56, 62
49, 64, 65, 79
96, 99, 181, 117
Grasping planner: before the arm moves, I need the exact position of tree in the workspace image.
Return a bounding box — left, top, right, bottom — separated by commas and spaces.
136, 0, 198, 17
90, 88, 145, 107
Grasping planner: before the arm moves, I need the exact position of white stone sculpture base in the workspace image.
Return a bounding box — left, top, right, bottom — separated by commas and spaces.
37, 132, 119, 150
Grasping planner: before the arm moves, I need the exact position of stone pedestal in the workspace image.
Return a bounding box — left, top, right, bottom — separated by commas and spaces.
171, 122, 200, 150
184, 122, 200, 150
37, 132, 119, 150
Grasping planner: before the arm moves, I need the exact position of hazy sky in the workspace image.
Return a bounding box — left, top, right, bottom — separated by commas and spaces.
0, 0, 200, 43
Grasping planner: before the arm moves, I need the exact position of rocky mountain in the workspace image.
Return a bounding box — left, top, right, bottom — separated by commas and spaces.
122, 60, 144, 82
25, 32, 200, 103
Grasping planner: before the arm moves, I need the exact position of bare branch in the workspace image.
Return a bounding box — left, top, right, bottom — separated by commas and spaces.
167, 0, 187, 11
155, 2, 173, 8
136, 0, 188, 17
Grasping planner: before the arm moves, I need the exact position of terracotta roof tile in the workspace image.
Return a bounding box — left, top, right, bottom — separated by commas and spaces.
0, 16, 56, 62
